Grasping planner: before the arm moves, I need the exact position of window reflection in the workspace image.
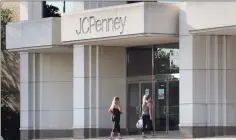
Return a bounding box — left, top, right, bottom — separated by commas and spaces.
154, 44, 179, 75
126, 43, 179, 78
127, 1, 158, 4
42, 1, 73, 18
127, 1, 142, 4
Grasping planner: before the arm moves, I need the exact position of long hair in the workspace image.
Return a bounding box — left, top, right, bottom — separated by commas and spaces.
142, 94, 151, 107
110, 96, 119, 110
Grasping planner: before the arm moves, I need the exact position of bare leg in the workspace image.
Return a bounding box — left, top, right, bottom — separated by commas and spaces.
110, 132, 115, 137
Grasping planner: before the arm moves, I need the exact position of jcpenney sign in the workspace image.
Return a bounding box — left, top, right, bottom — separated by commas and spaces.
76, 16, 127, 35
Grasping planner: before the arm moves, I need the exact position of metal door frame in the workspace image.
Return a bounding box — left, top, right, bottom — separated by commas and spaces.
126, 79, 179, 134
126, 81, 140, 133
126, 80, 153, 133
155, 79, 179, 134
153, 80, 169, 133
139, 81, 153, 118
166, 80, 170, 134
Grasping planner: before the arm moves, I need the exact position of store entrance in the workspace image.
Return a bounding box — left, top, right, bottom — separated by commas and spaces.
127, 80, 179, 134
155, 80, 179, 132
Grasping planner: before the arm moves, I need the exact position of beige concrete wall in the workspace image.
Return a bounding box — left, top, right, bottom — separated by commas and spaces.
186, 2, 236, 32
6, 18, 62, 50
39, 53, 73, 129
20, 52, 73, 130
73, 45, 126, 130
180, 2, 236, 129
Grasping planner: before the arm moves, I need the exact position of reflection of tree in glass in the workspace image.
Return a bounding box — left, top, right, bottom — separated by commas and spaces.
157, 48, 170, 59
155, 49, 170, 74
42, 1, 61, 18
155, 48, 179, 74
169, 49, 179, 73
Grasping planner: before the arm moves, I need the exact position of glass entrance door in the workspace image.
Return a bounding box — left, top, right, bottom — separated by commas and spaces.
168, 80, 179, 130
127, 80, 179, 134
154, 80, 179, 132
127, 83, 140, 134
155, 81, 167, 131
140, 82, 152, 104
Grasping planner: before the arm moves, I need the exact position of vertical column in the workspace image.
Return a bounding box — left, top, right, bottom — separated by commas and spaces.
89, 46, 99, 137
20, 52, 31, 139
73, 45, 99, 138
222, 36, 227, 134
20, 1, 42, 20
88, 46, 92, 137
20, 52, 38, 139
179, 2, 194, 137
19, 1, 42, 139
179, 2, 208, 137
213, 36, 219, 135
225, 36, 236, 135
180, 2, 231, 137
96, 46, 100, 137
73, 45, 90, 138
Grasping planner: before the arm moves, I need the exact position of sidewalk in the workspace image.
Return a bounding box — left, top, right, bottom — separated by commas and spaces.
32, 130, 236, 140
33, 135, 236, 140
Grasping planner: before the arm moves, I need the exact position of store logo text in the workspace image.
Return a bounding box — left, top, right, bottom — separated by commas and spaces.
76, 16, 127, 35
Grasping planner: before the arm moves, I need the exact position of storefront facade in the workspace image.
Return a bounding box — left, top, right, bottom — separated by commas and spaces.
6, 1, 236, 139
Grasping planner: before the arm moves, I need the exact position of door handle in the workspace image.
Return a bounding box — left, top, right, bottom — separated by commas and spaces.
163, 106, 166, 115
136, 106, 140, 115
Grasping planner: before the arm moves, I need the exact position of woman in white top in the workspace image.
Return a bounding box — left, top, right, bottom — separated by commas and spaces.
141, 94, 154, 138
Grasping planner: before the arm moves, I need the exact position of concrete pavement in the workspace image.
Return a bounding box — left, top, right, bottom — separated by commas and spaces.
33, 135, 236, 140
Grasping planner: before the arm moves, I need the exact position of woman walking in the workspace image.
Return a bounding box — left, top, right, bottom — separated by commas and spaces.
108, 97, 123, 140
141, 94, 154, 138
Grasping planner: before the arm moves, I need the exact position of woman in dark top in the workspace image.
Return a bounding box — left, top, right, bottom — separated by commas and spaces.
108, 97, 123, 140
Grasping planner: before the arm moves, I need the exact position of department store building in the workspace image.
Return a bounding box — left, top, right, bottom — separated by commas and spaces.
6, 1, 236, 139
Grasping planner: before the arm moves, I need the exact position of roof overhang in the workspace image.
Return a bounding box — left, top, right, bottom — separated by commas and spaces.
61, 2, 179, 46
6, 17, 64, 52
186, 2, 236, 35
190, 25, 236, 35
63, 33, 178, 47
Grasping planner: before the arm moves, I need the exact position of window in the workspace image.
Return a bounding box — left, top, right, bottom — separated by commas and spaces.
126, 44, 179, 77
127, 47, 152, 77
127, 1, 142, 4
42, 1, 73, 18
126, 1, 157, 4
153, 44, 179, 74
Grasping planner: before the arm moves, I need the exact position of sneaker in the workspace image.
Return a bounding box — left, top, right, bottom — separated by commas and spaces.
149, 134, 155, 138
141, 135, 147, 139
118, 136, 123, 139
150, 132, 155, 138
109, 136, 114, 140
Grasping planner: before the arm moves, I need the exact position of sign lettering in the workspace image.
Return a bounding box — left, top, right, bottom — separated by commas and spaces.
76, 16, 127, 35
